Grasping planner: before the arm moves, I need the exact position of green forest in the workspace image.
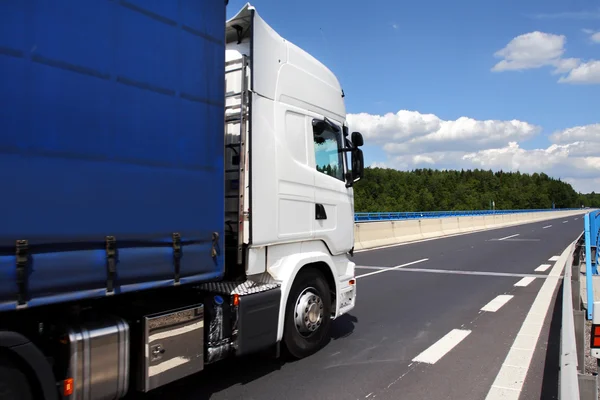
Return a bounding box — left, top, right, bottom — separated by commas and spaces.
353, 167, 600, 212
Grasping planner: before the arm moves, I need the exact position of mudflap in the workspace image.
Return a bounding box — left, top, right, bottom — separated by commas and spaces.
236, 287, 281, 356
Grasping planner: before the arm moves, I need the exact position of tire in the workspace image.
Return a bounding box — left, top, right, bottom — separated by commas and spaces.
0, 355, 34, 400
282, 268, 332, 359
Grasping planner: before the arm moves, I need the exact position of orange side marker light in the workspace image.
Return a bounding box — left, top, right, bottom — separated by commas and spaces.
64, 378, 74, 396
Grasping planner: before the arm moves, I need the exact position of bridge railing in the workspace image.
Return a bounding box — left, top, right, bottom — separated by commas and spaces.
354, 208, 584, 222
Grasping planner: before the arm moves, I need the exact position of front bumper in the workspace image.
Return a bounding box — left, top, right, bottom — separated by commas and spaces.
335, 259, 356, 317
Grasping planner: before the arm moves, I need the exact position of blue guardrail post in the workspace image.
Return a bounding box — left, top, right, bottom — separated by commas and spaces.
592, 212, 599, 276
585, 212, 595, 319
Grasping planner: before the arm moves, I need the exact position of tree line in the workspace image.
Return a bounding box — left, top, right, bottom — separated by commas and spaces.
353, 167, 600, 212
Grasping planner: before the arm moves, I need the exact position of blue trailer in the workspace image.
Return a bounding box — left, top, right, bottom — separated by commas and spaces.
0, 0, 226, 312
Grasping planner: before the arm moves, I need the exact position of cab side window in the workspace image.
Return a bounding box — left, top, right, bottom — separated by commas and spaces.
313, 121, 344, 181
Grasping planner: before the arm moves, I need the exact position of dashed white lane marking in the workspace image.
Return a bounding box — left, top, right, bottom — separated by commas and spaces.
412, 329, 472, 364
534, 264, 551, 272
481, 295, 514, 312
355, 258, 428, 279
500, 238, 540, 242
354, 266, 541, 279
498, 233, 520, 241
542, 225, 552, 229
563, 221, 568, 224
514, 277, 536, 287
485, 242, 571, 400
549, 255, 560, 261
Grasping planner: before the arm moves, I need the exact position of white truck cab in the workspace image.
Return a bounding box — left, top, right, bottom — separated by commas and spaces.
225, 3, 365, 357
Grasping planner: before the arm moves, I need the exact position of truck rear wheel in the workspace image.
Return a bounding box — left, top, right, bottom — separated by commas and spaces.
0, 355, 34, 400
283, 268, 332, 359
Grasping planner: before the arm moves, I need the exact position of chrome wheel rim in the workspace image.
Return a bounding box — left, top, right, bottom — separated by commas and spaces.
294, 287, 324, 336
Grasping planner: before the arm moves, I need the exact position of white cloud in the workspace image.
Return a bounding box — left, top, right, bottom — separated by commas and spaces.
558, 60, 600, 84
552, 57, 581, 74
461, 141, 600, 179
349, 109, 600, 193
492, 31, 599, 84
564, 177, 600, 194
370, 161, 388, 169
491, 32, 567, 72
583, 29, 600, 43
347, 110, 540, 154
413, 155, 435, 164
550, 123, 600, 143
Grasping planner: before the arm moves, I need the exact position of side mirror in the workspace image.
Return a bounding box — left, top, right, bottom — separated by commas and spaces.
351, 131, 364, 147
351, 148, 364, 182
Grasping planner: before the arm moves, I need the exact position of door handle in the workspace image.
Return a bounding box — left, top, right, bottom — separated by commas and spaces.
316, 204, 327, 220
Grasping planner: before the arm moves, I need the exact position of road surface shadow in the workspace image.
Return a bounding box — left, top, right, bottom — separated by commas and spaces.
540, 280, 562, 400
131, 313, 358, 399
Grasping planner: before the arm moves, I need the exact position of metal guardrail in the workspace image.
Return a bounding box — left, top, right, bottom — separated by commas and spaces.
354, 208, 584, 222
559, 234, 599, 399
585, 210, 600, 319
559, 241, 580, 400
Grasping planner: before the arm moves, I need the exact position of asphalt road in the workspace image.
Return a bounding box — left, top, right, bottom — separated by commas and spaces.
143, 215, 584, 400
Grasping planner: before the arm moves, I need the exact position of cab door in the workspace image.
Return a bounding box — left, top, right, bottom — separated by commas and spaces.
311, 117, 354, 255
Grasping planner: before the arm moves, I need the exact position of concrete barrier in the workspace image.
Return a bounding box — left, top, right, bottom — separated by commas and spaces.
420, 218, 443, 239
457, 216, 474, 233
394, 220, 422, 243
354, 221, 396, 250
472, 215, 486, 230
441, 217, 461, 235
354, 209, 588, 251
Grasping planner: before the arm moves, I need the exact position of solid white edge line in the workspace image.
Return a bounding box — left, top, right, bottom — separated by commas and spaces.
355, 258, 429, 279
543, 225, 552, 229
534, 264, 551, 272
498, 233, 520, 241
549, 255, 560, 261
514, 277, 536, 287
412, 329, 472, 364
485, 241, 571, 400
481, 295, 514, 312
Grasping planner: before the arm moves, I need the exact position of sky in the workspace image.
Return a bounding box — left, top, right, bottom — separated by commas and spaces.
227, 0, 600, 193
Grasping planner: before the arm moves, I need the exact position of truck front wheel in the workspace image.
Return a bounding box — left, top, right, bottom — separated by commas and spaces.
283, 268, 332, 359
